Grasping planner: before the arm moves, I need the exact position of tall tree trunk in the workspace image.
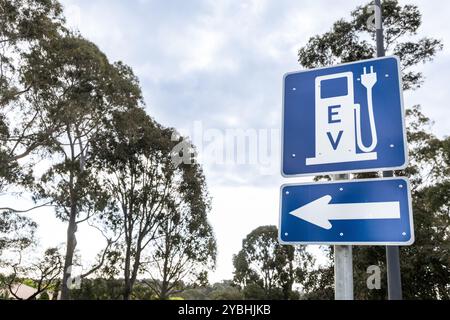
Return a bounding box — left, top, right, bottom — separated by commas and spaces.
125, 242, 142, 300
122, 204, 132, 300
123, 280, 132, 300
61, 130, 82, 300
123, 236, 132, 300
61, 205, 77, 300
283, 260, 294, 300
159, 245, 170, 300
159, 281, 169, 300
123, 250, 141, 300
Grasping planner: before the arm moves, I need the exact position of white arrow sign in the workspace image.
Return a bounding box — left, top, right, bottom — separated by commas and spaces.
289, 195, 401, 230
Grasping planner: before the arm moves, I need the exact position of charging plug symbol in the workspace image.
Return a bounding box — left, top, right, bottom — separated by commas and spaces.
356, 66, 378, 153
361, 66, 377, 89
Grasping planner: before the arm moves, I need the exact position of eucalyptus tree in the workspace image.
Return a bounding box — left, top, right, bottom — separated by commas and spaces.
0, 0, 65, 108
233, 226, 313, 300
91, 107, 216, 300
144, 165, 216, 300
1, 2, 66, 278
23, 34, 143, 299
0, 0, 65, 191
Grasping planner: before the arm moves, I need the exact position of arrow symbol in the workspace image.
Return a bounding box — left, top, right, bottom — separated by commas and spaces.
289, 195, 401, 230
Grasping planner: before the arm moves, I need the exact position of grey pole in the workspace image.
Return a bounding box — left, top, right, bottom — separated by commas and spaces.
333, 173, 353, 300
374, 0, 403, 300
374, 0, 385, 56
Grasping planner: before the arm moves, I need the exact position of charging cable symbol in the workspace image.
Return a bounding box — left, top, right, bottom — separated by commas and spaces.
306, 66, 379, 166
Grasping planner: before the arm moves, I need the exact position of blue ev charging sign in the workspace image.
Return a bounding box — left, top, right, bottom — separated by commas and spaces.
282, 56, 408, 177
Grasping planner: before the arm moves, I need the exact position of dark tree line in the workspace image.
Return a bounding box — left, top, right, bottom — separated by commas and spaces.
233, 226, 313, 300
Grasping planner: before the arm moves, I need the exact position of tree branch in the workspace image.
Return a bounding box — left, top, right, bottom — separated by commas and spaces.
0, 201, 53, 213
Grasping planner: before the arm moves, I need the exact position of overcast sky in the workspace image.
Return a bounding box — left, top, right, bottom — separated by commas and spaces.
21, 0, 450, 283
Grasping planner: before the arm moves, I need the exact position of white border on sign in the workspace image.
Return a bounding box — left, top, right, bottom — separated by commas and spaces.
280, 55, 409, 178
278, 177, 415, 246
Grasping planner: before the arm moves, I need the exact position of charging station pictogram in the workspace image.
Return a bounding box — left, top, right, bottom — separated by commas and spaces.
282, 56, 408, 177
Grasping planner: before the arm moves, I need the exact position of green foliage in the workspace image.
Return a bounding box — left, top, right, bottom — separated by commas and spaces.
38, 291, 49, 300
0, 0, 66, 190
298, 0, 442, 91
242, 283, 271, 300
0, 211, 36, 254
21, 29, 145, 299
233, 226, 313, 300
209, 282, 244, 300
179, 281, 244, 300
0, 0, 65, 105
302, 255, 334, 300
70, 278, 124, 300
90, 107, 216, 300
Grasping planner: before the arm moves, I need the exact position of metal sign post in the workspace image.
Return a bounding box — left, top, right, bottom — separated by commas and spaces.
333, 174, 353, 300
335, 244, 353, 300
375, 0, 403, 300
